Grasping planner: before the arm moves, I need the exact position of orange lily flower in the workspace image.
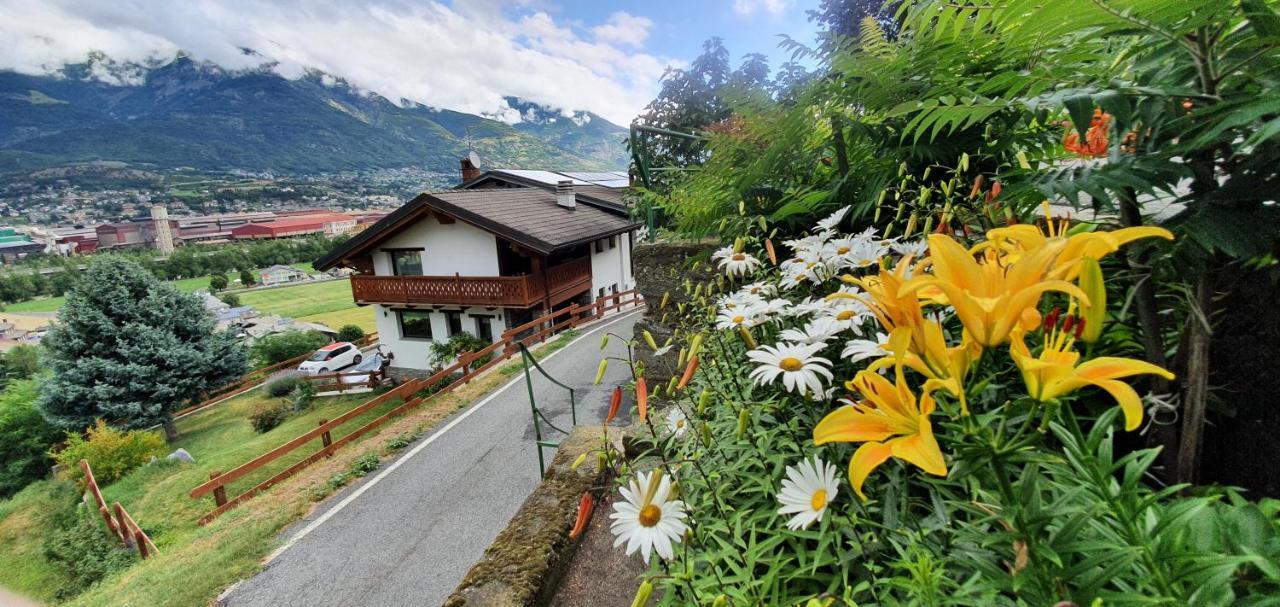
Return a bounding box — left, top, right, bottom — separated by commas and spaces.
984, 203, 1173, 281
902, 234, 1087, 347
1010, 317, 1174, 431
814, 359, 948, 501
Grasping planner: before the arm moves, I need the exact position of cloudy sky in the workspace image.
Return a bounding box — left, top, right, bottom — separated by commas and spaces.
0, 0, 819, 125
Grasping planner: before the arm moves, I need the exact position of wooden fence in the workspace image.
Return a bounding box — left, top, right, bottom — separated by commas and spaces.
81, 459, 159, 559
172, 332, 381, 419
189, 290, 642, 523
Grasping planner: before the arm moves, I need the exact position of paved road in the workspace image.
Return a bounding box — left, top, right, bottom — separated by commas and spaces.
224, 310, 642, 607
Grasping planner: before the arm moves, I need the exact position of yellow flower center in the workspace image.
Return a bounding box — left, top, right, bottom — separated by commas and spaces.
836, 310, 855, 321
836, 246, 850, 254
732, 315, 745, 324
676, 419, 686, 429
638, 504, 662, 527
731, 253, 746, 261
810, 489, 828, 511
779, 357, 804, 372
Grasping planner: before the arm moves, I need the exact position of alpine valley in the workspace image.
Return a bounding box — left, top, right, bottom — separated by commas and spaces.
0, 54, 630, 178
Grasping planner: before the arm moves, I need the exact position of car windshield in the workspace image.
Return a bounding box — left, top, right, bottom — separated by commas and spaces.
308, 351, 330, 361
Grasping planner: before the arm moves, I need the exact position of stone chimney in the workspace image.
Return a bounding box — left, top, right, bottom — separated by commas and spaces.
460, 157, 480, 182
555, 180, 576, 209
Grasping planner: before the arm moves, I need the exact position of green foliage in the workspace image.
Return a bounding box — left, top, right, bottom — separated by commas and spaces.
53, 420, 166, 486
42, 504, 135, 600
219, 292, 241, 307
286, 381, 315, 412
386, 431, 419, 451
349, 453, 379, 477
2, 344, 42, 382
239, 269, 256, 287
248, 401, 291, 434
250, 330, 328, 366
37, 257, 248, 432
336, 324, 365, 343
208, 274, 228, 291
428, 331, 493, 368
264, 375, 304, 398
0, 380, 62, 497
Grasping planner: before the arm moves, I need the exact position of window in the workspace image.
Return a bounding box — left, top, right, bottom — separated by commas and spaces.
473, 315, 495, 342
610, 283, 619, 295
445, 311, 464, 336
594, 239, 604, 254
389, 249, 423, 276
598, 287, 606, 299
608, 235, 617, 249
398, 310, 433, 339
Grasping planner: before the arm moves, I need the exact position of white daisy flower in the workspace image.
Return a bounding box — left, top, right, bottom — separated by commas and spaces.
814, 206, 850, 234
716, 306, 763, 330
666, 407, 689, 438
779, 317, 843, 345
788, 297, 828, 318
739, 281, 777, 299
716, 250, 763, 278
891, 238, 929, 259
747, 342, 833, 396
842, 332, 889, 364
829, 237, 887, 270
818, 299, 871, 332
777, 456, 840, 530
783, 234, 829, 253
610, 470, 688, 561
718, 291, 765, 313
757, 298, 793, 318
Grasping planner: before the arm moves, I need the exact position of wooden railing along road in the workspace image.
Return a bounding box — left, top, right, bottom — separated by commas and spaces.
349, 257, 591, 308
189, 289, 642, 524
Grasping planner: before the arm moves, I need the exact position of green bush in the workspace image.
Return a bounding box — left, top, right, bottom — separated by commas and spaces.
43, 508, 135, 600
248, 401, 291, 433
0, 380, 63, 497
336, 324, 365, 343
239, 269, 256, 287
251, 330, 328, 366
209, 274, 229, 291
350, 453, 380, 477
428, 332, 492, 369
53, 420, 166, 487
2, 344, 42, 381
287, 381, 316, 412
219, 292, 241, 307
264, 375, 304, 397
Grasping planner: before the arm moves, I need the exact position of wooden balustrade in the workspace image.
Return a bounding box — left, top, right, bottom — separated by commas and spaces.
350, 257, 591, 308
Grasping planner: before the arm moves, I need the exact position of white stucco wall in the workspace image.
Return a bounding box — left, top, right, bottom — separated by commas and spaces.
371, 215, 499, 277
374, 303, 509, 371
589, 231, 635, 298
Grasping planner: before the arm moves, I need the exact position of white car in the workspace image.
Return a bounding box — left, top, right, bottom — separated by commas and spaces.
297, 342, 362, 375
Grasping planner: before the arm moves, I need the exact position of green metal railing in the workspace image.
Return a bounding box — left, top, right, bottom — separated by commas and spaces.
519, 343, 577, 476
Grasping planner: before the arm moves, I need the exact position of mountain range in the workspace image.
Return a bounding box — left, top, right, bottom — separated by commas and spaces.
0, 54, 630, 176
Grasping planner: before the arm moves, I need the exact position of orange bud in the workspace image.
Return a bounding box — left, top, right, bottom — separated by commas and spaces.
636, 378, 649, 422
764, 239, 777, 265
569, 492, 594, 539
606, 386, 623, 424
969, 175, 985, 200
677, 356, 699, 390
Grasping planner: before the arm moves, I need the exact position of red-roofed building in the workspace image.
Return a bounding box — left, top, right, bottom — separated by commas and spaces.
230, 213, 358, 240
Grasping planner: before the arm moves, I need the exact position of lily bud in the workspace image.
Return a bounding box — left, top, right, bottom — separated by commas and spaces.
594, 359, 608, 384
738, 326, 757, 349
736, 408, 750, 438
571, 453, 588, 470
630, 580, 653, 607
698, 390, 711, 415
1078, 256, 1105, 342
642, 330, 659, 351
599, 335, 609, 350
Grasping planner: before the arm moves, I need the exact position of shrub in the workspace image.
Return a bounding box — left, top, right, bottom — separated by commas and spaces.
287, 381, 316, 412
336, 324, 365, 343
2, 344, 42, 381
386, 431, 419, 451
0, 380, 63, 497
248, 401, 291, 433
219, 292, 241, 307
264, 375, 304, 397
350, 453, 380, 477
239, 269, 256, 287
209, 274, 229, 291
251, 330, 328, 366
53, 420, 166, 487
428, 331, 492, 368
43, 508, 135, 600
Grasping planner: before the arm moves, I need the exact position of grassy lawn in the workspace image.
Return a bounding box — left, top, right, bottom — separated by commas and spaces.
0, 330, 583, 607
237, 279, 356, 319
297, 305, 376, 333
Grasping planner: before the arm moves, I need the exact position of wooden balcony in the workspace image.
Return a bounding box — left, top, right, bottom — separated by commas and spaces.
350, 257, 591, 309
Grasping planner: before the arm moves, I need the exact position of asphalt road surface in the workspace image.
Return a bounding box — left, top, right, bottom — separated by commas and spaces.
224, 309, 642, 607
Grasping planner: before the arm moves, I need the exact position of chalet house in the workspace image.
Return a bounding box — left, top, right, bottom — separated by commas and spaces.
260, 264, 310, 287
457, 161, 630, 210
314, 182, 640, 375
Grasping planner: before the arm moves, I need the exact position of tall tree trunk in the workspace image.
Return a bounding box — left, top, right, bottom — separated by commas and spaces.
1117, 188, 1169, 379
162, 415, 180, 443
1176, 273, 1213, 485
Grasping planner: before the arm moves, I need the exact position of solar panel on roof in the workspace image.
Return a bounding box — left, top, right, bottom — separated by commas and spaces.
560, 172, 630, 187
495, 169, 590, 185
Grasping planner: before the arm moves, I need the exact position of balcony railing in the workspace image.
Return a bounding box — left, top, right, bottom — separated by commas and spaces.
349, 257, 591, 308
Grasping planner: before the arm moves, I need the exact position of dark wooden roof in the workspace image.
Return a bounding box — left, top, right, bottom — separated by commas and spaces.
314, 189, 640, 270
456, 171, 629, 210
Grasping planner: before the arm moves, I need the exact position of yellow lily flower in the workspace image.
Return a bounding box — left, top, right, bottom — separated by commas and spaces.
1010, 320, 1174, 431
814, 363, 947, 501
984, 203, 1173, 281
903, 234, 1088, 348
868, 324, 979, 413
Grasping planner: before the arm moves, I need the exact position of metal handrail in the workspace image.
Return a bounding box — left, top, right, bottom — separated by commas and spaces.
519, 342, 577, 475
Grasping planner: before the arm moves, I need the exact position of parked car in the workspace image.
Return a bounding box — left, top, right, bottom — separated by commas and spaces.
298, 342, 362, 375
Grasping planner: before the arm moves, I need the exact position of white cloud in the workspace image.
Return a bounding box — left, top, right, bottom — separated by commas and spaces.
733, 0, 791, 16
592, 12, 653, 48
0, 0, 677, 125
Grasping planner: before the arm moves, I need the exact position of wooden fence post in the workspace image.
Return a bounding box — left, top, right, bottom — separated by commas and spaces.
319, 419, 332, 451
209, 471, 227, 507
113, 502, 136, 549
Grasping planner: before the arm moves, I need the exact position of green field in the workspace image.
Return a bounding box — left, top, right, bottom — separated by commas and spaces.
237, 279, 357, 319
